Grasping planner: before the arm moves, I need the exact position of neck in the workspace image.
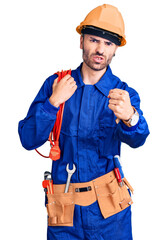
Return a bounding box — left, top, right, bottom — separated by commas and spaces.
81, 62, 107, 85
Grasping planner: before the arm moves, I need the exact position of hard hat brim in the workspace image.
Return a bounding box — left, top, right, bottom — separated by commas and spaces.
81, 26, 122, 46
76, 24, 126, 47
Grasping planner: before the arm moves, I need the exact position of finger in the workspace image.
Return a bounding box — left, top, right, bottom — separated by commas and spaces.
61, 74, 72, 82
108, 104, 119, 116
70, 84, 77, 94
109, 99, 122, 105
108, 92, 124, 100
70, 81, 77, 88
108, 88, 122, 96
67, 77, 75, 84
108, 103, 116, 111
109, 88, 125, 94
73, 84, 77, 91
108, 89, 129, 98
108, 103, 122, 113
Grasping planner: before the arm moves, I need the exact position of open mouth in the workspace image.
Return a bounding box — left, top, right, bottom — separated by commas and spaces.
92, 55, 104, 63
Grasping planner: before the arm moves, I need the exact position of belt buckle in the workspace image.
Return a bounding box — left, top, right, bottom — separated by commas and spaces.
75, 186, 92, 192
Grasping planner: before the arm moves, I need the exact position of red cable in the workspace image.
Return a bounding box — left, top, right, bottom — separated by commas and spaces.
35, 69, 71, 160
35, 149, 50, 158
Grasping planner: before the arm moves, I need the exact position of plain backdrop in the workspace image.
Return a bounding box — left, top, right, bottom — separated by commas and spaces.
1, 0, 168, 239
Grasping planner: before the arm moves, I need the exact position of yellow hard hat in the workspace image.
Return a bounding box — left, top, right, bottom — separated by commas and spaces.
76, 4, 126, 46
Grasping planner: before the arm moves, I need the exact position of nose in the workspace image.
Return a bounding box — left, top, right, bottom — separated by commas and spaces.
95, 42, 104, 55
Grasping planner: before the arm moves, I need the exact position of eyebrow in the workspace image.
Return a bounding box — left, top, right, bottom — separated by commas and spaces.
90, 36, 99, 41
89, 36, 112, 44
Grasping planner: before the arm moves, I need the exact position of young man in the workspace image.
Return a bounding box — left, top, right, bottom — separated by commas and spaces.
19, 4, 149, 240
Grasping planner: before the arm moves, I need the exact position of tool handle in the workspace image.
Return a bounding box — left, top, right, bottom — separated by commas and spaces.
64, 175, 72, 193
64, 182, 70, 193
114, 168, 122, 183
49, 181, 54, 194
113, 155, 124, 179
42, 180, 53, 194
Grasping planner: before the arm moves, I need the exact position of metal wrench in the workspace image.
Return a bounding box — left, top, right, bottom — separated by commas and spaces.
64, 163, 76, 193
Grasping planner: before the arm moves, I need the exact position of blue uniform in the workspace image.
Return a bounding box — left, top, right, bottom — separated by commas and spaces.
18, 63, 149, 239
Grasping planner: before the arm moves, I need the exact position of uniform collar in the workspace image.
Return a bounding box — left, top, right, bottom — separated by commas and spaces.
73, 63, 120, 97
95, 66, 120, 97
71, 64, 84, 89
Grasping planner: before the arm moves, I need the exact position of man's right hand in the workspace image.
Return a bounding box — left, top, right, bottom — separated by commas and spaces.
49, 74, 77, 108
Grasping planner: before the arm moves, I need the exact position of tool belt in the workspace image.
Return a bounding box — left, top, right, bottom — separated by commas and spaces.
46, 170, 133, 227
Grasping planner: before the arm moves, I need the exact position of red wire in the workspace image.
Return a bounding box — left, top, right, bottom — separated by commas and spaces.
35, 149, 50, 158
35, 69, 71, 159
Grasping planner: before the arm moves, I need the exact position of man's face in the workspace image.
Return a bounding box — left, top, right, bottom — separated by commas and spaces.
80, 34, 118, 71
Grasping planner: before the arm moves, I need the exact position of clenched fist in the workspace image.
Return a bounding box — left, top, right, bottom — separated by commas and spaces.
108, 89, 134, 121
49, 74, 77, 107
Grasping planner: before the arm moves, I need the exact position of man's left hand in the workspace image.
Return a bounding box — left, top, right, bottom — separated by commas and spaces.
108, 89, 134, 121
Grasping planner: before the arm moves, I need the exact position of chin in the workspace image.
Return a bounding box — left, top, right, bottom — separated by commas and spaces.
85, 61, 107, 72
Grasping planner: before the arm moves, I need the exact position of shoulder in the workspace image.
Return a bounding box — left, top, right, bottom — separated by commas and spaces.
111, 72, 139, 98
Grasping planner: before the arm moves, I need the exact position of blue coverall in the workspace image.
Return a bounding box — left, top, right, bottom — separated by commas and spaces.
18, 63, 149, 240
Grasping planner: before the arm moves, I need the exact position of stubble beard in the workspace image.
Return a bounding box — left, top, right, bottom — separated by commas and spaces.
82, 48, 113, 72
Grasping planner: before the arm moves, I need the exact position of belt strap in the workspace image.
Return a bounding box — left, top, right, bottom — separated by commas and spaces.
123, 178, 134, 194
50, 171, 134, 207
75, 186, 92, 192
52, 171, 116, 206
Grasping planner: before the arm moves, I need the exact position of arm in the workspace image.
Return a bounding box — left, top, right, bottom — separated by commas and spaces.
18, 75, 58, 150
18, 74, 77, 150
108, 87, 150, 148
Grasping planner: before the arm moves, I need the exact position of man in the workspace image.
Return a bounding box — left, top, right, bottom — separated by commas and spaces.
18, 4, 149, 240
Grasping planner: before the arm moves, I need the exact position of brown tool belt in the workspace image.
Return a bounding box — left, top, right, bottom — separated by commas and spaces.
46, 170, 134, 226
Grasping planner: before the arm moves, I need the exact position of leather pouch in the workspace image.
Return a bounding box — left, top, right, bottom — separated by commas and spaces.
95, 178, 133, 219
46, 192, 75, 226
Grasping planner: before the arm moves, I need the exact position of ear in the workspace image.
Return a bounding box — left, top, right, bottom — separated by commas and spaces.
115, 45, 118, 52
80, 35, 84, 49
113, 45, 118, 56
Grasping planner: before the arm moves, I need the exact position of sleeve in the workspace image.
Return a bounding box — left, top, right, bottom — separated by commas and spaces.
18, 75, 59, 150
114, 86, 150, 148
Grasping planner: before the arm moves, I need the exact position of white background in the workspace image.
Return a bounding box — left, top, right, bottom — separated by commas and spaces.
0, 0, 168, 239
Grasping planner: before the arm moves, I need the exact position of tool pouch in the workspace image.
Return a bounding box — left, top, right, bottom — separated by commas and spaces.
95, 177, 133, 219
46, 192, 75, 226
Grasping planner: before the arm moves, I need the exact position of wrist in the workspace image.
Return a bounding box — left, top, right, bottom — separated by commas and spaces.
125, 107, 134, 121
122, 107, 139, 127
49, 96, 61, 108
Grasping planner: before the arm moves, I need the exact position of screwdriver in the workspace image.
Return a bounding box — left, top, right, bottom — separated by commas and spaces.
113, 155, 124, 187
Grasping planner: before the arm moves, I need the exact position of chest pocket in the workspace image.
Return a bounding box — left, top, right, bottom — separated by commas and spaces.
99, 109, 117, 157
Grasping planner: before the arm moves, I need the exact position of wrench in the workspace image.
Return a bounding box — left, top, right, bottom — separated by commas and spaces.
64, 163, 76, 193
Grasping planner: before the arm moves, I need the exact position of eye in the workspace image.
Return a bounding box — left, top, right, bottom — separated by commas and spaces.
105, 41, 113, 46
90, 38, 99, 43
